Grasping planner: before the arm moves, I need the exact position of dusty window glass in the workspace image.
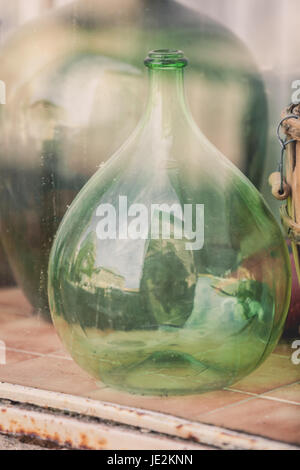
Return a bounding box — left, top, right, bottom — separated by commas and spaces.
0, 0, 298, 417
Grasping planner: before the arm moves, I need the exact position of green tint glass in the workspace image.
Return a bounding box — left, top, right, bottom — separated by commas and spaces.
48, 50, 291, 395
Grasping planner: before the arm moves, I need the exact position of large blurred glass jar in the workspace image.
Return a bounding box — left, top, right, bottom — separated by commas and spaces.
0, 0, 268, 319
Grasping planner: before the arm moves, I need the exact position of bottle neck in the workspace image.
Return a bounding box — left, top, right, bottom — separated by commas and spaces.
145, 68, 187, 133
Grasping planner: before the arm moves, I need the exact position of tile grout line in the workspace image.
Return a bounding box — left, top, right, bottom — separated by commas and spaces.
225, 387, 259, 397
226, 381, 300, 406
255, 395, 300, 406
196, 394, 258, 417
259, 380, 300, 405
0, 346, 72, 361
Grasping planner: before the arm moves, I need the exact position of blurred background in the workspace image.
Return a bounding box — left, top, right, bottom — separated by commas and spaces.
0, 0, 299, 332
0, 0, 298, 213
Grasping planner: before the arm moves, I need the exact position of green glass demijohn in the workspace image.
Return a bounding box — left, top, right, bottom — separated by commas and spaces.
48, 50, 291, 396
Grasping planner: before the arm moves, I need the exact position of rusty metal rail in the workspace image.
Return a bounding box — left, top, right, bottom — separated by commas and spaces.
0, 382, 297, 450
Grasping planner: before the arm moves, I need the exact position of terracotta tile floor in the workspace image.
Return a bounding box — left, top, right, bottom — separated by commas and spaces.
199, 398, 300, 445
228, 355, 300, 394
0, 288, 299, 447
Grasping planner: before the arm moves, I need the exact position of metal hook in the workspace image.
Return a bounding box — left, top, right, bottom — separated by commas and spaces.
276, 114, 299, 194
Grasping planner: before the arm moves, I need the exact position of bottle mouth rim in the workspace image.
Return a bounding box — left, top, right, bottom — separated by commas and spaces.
144, 49, 188, 69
